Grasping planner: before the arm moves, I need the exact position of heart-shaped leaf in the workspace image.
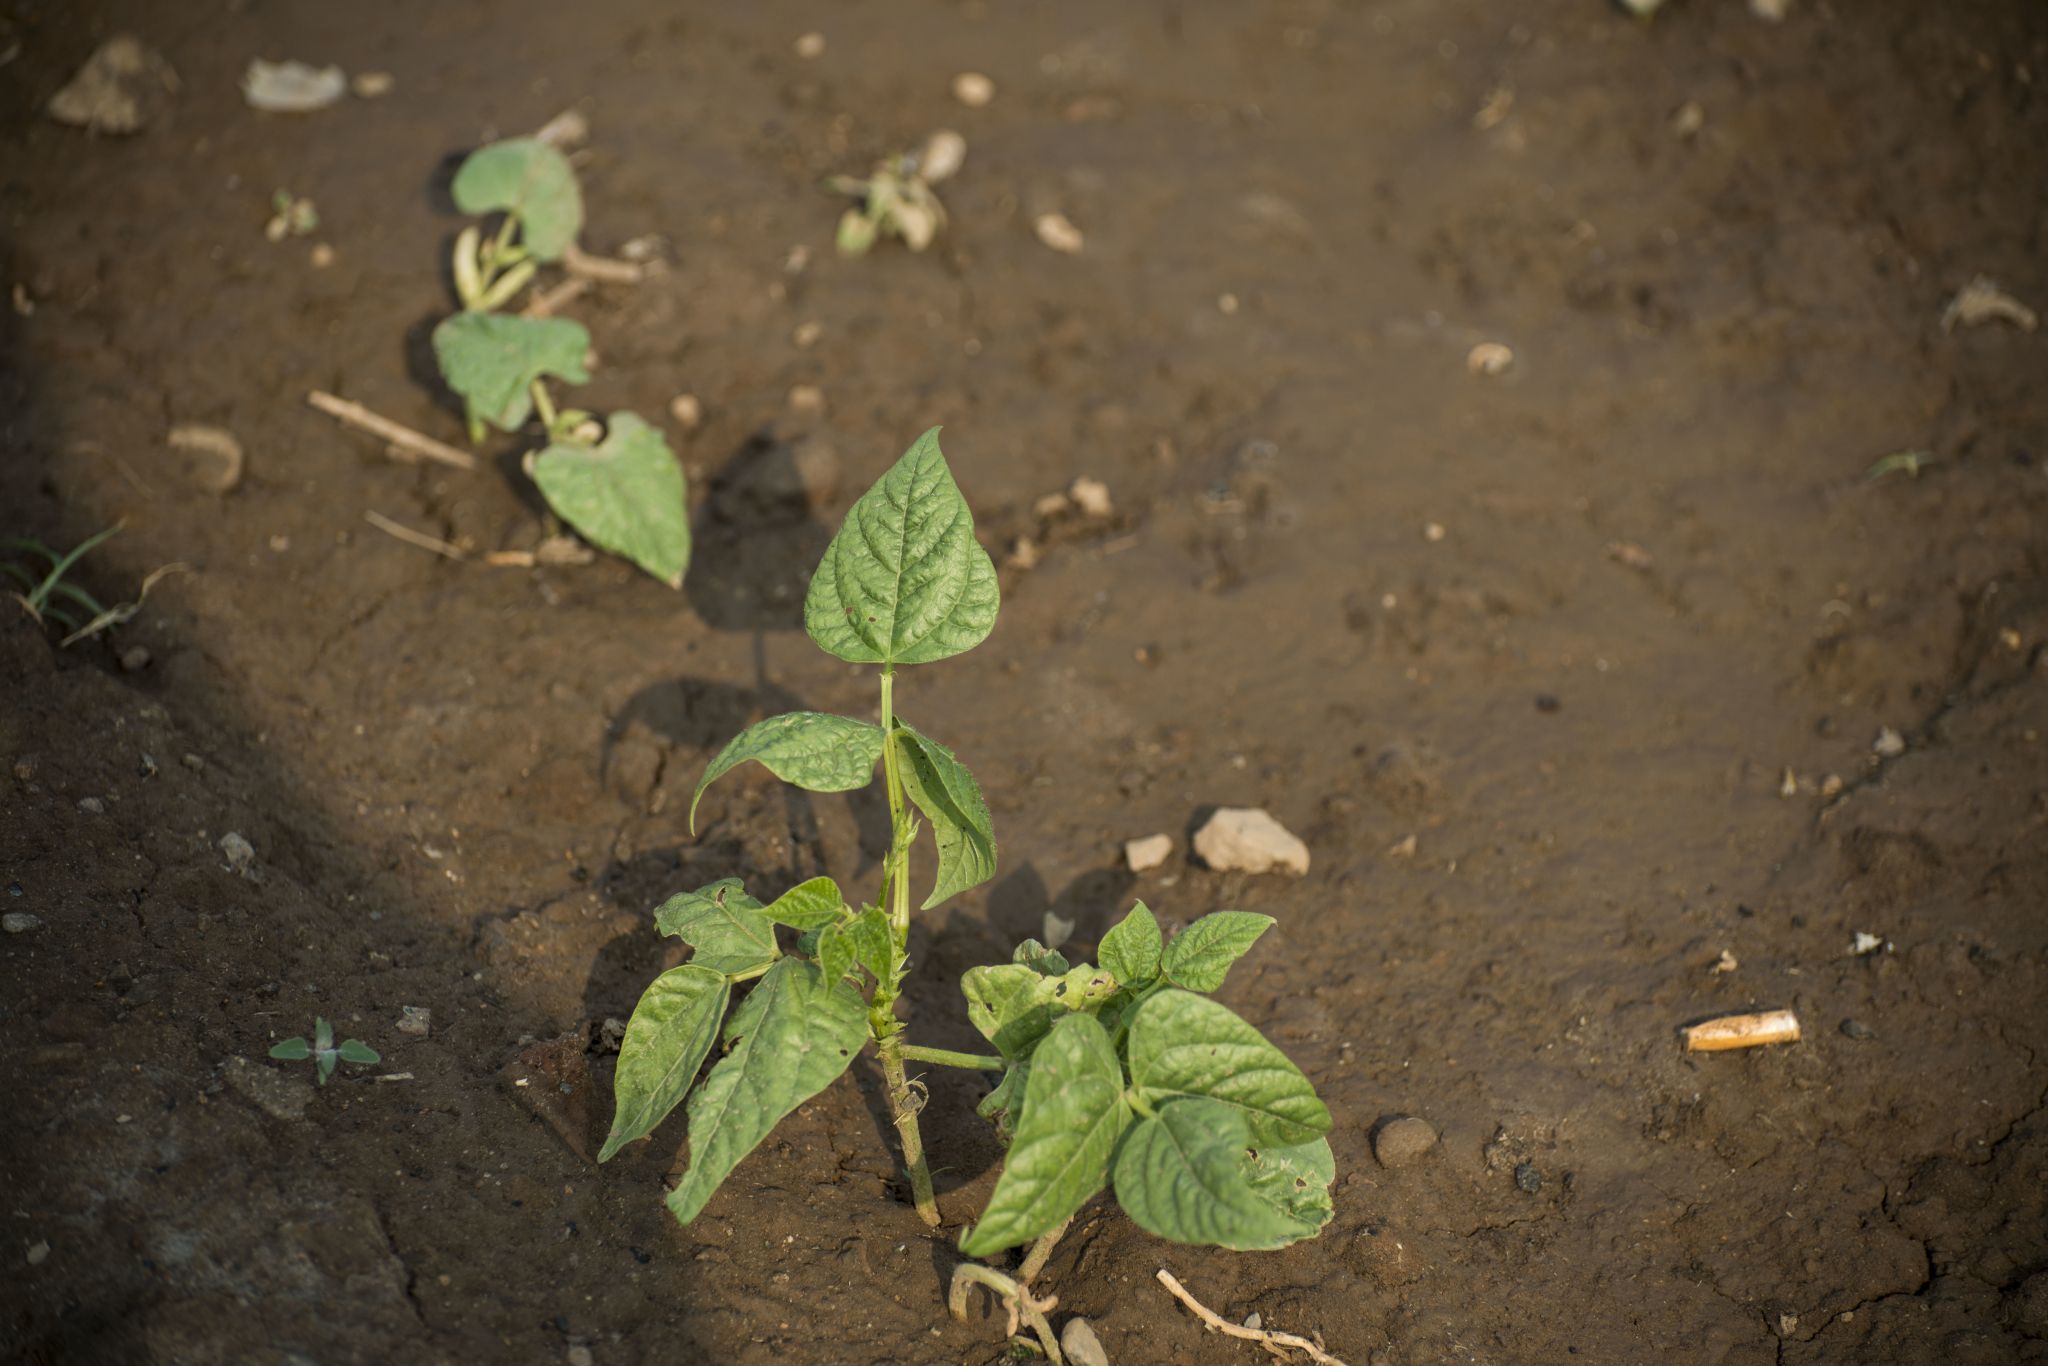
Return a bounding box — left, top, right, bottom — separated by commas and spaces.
690, 712, 886, 833
451, 137, 584, 261
531, 412, 690, 587
1125, 990, 1330, 1147
432, 311, 590, 432
894, 724, 996, 909
958, 1012, 1129, 1257
803, 427, 999, 666
599, 964, 729, 1162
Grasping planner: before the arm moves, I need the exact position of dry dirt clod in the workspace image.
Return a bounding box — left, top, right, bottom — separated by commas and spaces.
1068, 476, 1112, 517
953, 72, 996, 107
120, 645, 151, 672
1466, 341, 1514, 375
1872, 727, 1906, 758
1193, 808, 1310, 876
1125, 833, 1172, 872
167, 423, 245, 494
46, 35, 177, 135
1709, 949, 1738, 975
793, 32, 826, 59
1671, 101, 1705, 138
1941, 275, 2038, 333
219, 831, 256, 875
1060, 1316, 1109, 1366
787, 384, 825, 415
396, 1006, 432, 1037
1034, 212, 1085, 255
350, 71, 394, 98
223, 1054, 311, 1121
1372, 1115, 1438, 1168
241, 59, 347, 113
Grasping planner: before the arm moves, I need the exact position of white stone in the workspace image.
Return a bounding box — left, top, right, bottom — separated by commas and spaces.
1194, 808, 1309, 876
1060, 1317, 1108, 1366
219, 831, 256, 872
3, 913, 41, 934
1124, 834, 1172, 872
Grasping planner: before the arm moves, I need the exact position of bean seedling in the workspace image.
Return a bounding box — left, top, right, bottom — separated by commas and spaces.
605, 429, 1335, 1358
826, 130, 966, 256
431, 137, 690, 587
268, 1017, 381, 1085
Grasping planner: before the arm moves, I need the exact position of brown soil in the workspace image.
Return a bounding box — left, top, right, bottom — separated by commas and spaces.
5, 2, 2047, 1363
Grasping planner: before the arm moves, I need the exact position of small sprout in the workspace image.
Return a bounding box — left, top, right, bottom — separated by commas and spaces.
268, 1016, 381, 1085
826, 143, 958, 256
265, 190, 319, 242
2, 524, 184, 647
1864, 450, 1933, 483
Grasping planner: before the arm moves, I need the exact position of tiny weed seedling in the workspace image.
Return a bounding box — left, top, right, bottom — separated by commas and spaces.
606, 429, 1335, 1357
431, 138, 690, 587
3, 524, 184, 647
826, 131, 965, 257
269, 1017, 381, 1085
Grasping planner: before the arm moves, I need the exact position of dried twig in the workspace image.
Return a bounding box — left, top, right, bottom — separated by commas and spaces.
1155, 1268, 1349, 1366
306, 391, 476, 471
522, 276, 591, 318
363, 511, 465, 560
563, 241, 645, 284
948, 1263, 1063, 1365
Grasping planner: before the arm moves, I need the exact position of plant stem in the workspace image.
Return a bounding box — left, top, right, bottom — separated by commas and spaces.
1017, 1215, 1073, 1285
871, 663, 941, 1226
530, 380, 559, 435
898, 1044, 1005, 1071
948, 1263, 1065, 1365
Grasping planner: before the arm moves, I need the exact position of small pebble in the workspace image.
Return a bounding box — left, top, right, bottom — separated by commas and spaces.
220, 831, 256, 873
787, 384, 825, 415
1068, 476, 1112, 517
1034, 212, 1085, 255
1059, 1317, 1108, 1366
792, 320, 824, 349
1467, 341, 1514, 376
1372, 1115, 1439, 1168
350, 70, 394, 98
396, 1006, 432, 1038
919, 129, 966, 184
1851, 931, 1883, 956
181, 753, 205, 771
668, 394, 703, 431
3, 912, 41, 934
309, 242, 336, 269
1872, 727, 1905, 758
1243, 1312, 1263, 1331
1839, 1018, 1876, 1041
77, 796, 104, 814
1124, 833, 1172, 873
793, 31, 825, 59
952, 71, 995, 107
1513, 1162, 1543, 1193
1193, 807, 1310, 876
566, 1346, 594, 1366
25, 1240, 49, 1266
120, 645, 151, 672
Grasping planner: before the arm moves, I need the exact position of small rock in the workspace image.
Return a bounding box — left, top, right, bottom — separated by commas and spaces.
3, 912, 41, 934
668, 394, 703, 431
787, 384, 825, 415
919, 129, 966, 184
1851, 931, 1883, 956
1372, 1115, 1438, 1169
396, 1006, 432, 1038
1872, 727, 1906, 758
1671, 101, 1705, 138
1242, 1312, 1262, 1331
1942, 275, 2037, 333
350, 70, 394, 98
1839, 1018, 1876, 1041
1193, 807, 1310, 876
566, 1346, 595, 1366
181, 753, 205, 771
792, 320, 824, 349
25, 1240, 49, 1266
1466, 341, 1514, 376
793, 31, 826, 59
1124, 834, 1173, 873
241, 59, 347, 113
1060, 1317, 1109, 1366
1513, 1162, 1543, 1194
597, 1016, 629, 1054
309, 242, 336, 269
1750, 0, 1789, 20
219, 831, 256, 874
1068, 476, 1112, 517
224, 1055, 312, 1122
953, 72, 996, 107
120, 645, 151, 672
46, 35, 177, 135
1034, 212, 1085, 255
77, 796, 104, 814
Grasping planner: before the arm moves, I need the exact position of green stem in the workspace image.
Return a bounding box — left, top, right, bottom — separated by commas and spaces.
530, 379, 559, 435
899, 1044, 1005, 1071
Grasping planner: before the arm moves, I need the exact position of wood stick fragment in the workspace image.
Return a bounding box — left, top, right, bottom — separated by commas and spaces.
1155, 1269, 1349, 1366
363, 511, 465, 560
307, 390, 476, 471
1683, 1009, 1801, 1052
522, 275, 591, 318
563, 241, 645, 283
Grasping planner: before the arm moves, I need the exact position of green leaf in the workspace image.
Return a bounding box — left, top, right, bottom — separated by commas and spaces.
845, 907, 894, 981
336, 1040, 381, 1064
894, 725, 996, 909
665, 959, 868, 1225
653, 879, 781, 976
598, 965, 729, 1163
815, 921, 855, 985
963, 964, 1058, 1059
531, 412, 690, 587
451, 137, 584, 261
959, 1013, 1129, 1257
976, 1059, 1028, 1141
1160, 911, 1275, 993
316, 1052, 337, 1085
1125, 990, 1330, 1147
690, 713, 886, 834
432, 311, 590, 431
1112, 1098, 1324, 1250
1012, 940, 1070, 976
1098, 901, 1162, 986
764, 877, 844, 931
802, 427, 999, 666
1240, 1137, 1337, 1248
268, 1038, 311, 1061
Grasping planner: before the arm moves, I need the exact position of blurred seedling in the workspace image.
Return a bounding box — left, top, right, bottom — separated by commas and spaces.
429, 137, 690, 586
2, 524, 185, 647
268, 1017, 380, 1085
1865, 450, 1934, 483
827, 130, 965, 256
265, 189, 318, 241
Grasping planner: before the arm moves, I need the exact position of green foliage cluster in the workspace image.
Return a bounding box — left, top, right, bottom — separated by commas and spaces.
603, 429, 1334, 1275
268, 1016, 380, 1085
433, 139, 689, 586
